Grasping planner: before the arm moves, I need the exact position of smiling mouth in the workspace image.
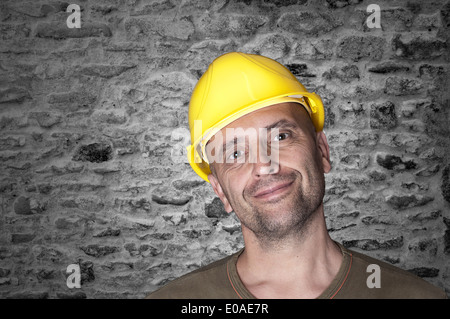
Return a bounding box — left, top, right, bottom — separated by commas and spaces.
252, 180, 294, 200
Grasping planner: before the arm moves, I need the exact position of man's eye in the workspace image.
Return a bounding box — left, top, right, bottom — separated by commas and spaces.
228, 150, 244, 160
274, 133, 289, 141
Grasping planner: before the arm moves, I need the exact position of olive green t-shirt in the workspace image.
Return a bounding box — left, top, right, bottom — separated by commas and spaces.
147, 243, 447, 299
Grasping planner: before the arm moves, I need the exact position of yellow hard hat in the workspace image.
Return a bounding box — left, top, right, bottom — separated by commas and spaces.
187, 52, 324, 182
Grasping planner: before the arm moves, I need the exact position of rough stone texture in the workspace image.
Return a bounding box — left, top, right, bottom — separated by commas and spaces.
368, 62, 410, 74
323, 64, 360, 83
0, 0, 449, 299
72, 143, 113, 163
337, 36, 386, 61
370, 101, 397, 129
384, 76, 423, 96
205, 198, 229, 219
278, 11, 343, 36
443, 165, 450, 203
35, 22, 112, 39
376, 153, 417, 171
392, 34, 447, 60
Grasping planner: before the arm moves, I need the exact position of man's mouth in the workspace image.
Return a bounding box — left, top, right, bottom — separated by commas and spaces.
252, 180, 294, 200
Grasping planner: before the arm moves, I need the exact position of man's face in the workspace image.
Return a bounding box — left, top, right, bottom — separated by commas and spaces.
206, 102, 332, 243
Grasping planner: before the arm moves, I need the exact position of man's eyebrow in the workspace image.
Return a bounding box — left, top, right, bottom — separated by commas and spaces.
222, 137, 239, 150
219, 120, 299, 151
264, 119, 299, 130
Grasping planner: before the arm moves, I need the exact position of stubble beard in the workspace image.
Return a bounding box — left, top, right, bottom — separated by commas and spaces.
239, 171, 325, 249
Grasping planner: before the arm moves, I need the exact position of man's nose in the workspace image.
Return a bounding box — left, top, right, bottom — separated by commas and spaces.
251, 143, 280, 177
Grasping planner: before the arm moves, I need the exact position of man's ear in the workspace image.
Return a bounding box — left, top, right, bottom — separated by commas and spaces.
208, 173, 233, 213
316, 131, 332, 174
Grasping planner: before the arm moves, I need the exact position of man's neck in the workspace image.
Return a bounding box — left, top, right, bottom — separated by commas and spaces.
236, 207, 343, 299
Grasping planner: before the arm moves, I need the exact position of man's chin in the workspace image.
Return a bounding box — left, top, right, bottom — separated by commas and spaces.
248, 198, 316, 236
251, 204, 300, 229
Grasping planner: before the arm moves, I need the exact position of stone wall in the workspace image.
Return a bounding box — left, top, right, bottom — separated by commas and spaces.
0, 0, 449, 298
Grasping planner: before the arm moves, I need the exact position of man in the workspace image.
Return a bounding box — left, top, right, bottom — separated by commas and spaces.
147, 52, 447, 299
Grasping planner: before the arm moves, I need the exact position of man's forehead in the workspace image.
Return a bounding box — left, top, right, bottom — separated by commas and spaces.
207, 103, 312, 144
